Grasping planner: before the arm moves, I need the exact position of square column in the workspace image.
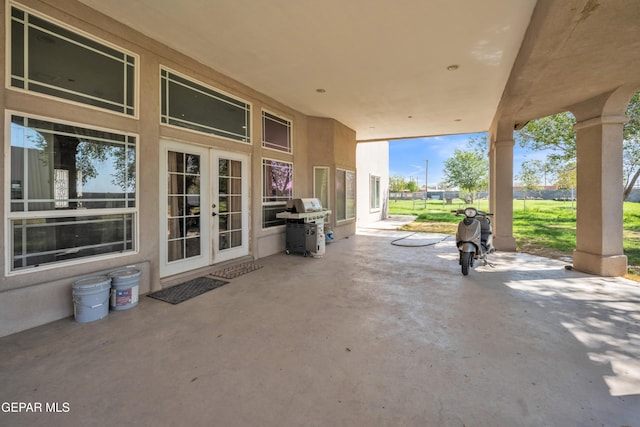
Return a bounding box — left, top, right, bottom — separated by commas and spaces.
491, 139, 517, 251
488, 145, 496, 216
573, 116, 627, 276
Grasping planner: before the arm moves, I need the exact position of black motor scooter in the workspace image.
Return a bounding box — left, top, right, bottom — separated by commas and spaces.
453, 207, 495, 275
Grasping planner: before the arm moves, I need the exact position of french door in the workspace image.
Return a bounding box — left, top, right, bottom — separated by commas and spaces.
160, 140, 249, 277
211, 151, 249, 263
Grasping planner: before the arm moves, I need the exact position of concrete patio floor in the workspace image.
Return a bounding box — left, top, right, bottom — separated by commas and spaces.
1, 219, 640, 426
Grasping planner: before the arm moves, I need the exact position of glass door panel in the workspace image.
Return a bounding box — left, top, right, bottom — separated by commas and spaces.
166, 150, 202, 262
213, 152, 248, 262
160, 141, 210, 277
160, 143, 246, 275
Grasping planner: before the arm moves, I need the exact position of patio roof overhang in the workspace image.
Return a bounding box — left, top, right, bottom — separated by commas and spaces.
72, 0, 636, 143
76, 0, 537, 141
493, 0, 640, 133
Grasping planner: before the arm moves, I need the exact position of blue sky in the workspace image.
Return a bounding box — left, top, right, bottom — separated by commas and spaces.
389, 132, 551, 188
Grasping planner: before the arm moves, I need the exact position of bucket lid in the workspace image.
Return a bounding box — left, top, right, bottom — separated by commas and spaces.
73, 275, 110, 289
109, 268, 140, 279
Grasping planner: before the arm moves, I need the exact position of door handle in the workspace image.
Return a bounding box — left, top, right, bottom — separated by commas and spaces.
212, 212, 217, 217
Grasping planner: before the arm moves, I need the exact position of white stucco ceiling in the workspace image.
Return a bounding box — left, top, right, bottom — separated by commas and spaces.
77, 0, 537, 141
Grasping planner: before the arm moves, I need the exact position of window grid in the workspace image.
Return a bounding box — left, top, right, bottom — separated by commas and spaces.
10, 5, 136, 116
262, 110, 292, 153
8, 113, 138, 272
11, 214, 134, 271
10, 116, 136, 212
218, 160, 243, 246
160, 68, 251, 143
370, 175, 381, 210
262, 159, 293, 228
166, 149, 202, 263
336, 169, 356, 221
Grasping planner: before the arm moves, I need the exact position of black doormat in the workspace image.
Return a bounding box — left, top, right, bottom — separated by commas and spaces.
210, 262, 263, 279
147, 277, 229, 304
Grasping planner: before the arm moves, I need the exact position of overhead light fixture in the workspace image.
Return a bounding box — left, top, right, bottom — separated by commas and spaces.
447, 65, 459, 71
316, 88, 326, 93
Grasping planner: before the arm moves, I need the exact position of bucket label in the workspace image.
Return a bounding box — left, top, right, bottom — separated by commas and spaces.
111, 285, 139, 307
116, 288, 132, 305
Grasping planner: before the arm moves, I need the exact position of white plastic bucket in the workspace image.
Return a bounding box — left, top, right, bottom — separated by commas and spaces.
72, 276, 111, 323
109, 268, 141, 311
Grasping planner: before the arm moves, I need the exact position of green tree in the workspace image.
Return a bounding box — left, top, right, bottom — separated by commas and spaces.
437, 181, 451, 190
539, 160, 557, 187
406, 179, 419, 193
555, 162, 577, 209
443, 149, 488, 202
516, 160, 543, 210
466, 134, 489, 156
389, 175, 407, 192
516, 91, 640, 199
518, 113, 576, 164
32, 131, 136, 195
623, 92, 640, 199
556, 162, 576, 192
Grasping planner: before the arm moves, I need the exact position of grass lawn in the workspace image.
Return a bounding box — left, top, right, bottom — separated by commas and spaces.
388, 197, 640, 279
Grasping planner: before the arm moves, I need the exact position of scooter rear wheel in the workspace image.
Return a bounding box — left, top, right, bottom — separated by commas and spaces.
461, 252, 473, 276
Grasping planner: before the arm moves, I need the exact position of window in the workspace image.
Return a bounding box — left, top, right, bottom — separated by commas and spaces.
10, 6, 136, 115
218, 158, 243, 250
370, 175, 381, 210
167, 151, 202, 262
336, 169, 356, 221
8, 114, 137, 272
262, 159, 292, 228
262, 110, 291, 153
161, 68, 251, 142
314, 167, 330, 210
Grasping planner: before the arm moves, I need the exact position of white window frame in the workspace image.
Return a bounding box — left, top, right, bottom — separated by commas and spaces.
370, 175, 381, 211
262, 109, 292, 154
336, 168, 356, 222
160, 66, 252, 143
261, 158, 293, 229
7, 2, 139, 118
313, 166, 330, 210
5, 111, 139, 275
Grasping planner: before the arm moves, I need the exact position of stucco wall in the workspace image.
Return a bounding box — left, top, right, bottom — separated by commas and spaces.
307, 117, 358, 240
0, 0, 357, 336
356, 141, 389, 226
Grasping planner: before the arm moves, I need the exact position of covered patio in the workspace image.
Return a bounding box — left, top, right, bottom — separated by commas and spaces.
2, 0, 640, 337
2, 221, 639, 426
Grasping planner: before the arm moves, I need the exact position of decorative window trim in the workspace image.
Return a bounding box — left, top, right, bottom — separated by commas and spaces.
261, 158, 293, 229
160, 66, 252, 143
7, 2, 139, 118
5, 111, 139, 275
262, 109, 292, 154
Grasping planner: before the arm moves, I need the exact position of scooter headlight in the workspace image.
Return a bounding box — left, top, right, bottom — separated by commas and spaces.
464, 207, 477, 218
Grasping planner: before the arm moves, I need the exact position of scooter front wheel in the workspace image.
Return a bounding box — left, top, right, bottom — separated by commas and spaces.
461, 252, 473, 276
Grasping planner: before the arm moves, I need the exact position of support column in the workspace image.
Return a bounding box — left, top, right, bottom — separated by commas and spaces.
491, 139, 516, 251
488, 144, 496, 215
572, 115, 627, 276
